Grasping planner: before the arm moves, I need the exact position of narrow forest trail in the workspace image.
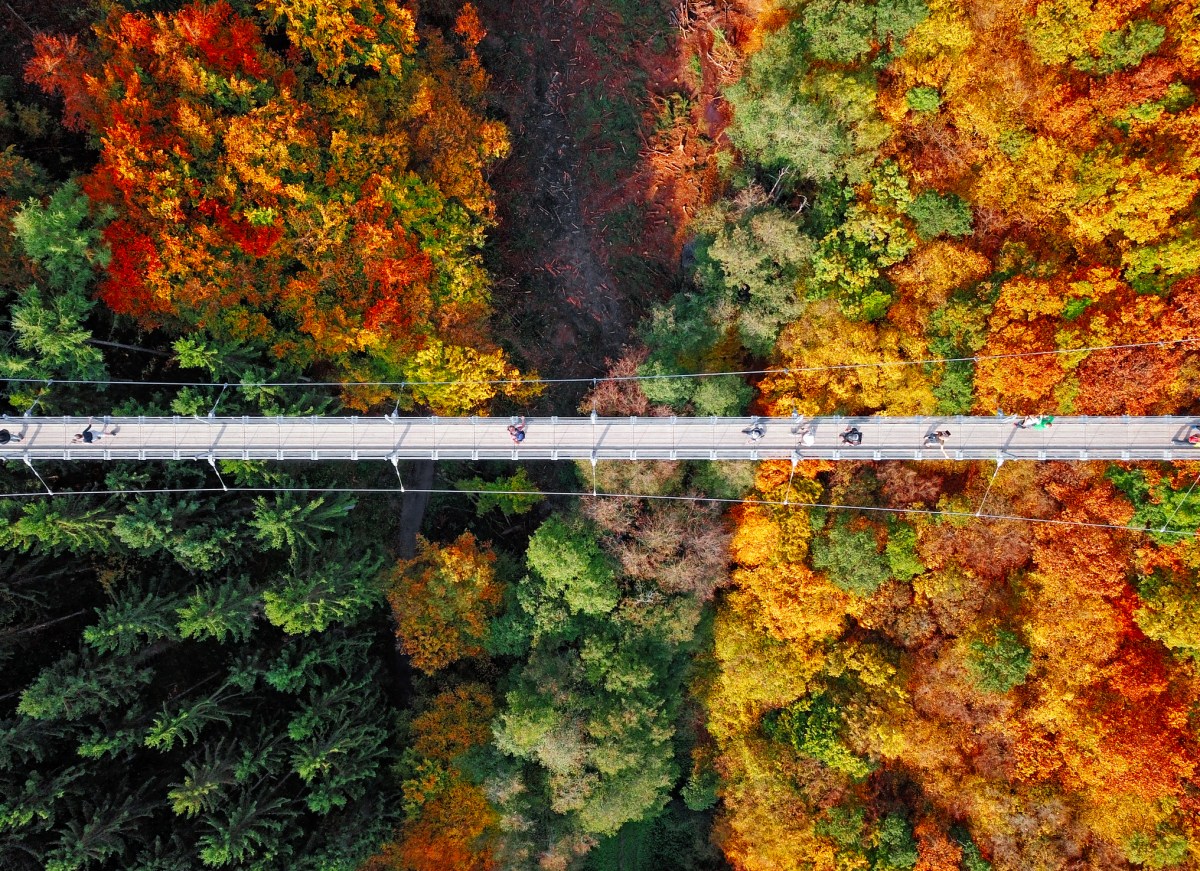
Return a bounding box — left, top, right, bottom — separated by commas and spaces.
477, 0, 629, 388
476, 0, 759, 412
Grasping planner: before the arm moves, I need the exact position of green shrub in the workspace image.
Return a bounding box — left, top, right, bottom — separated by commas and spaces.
691, 376, 753, 416
875, 0, 930, 42
1107, 465, 1200, 542
802, 0, 876, 63
766, 694, 874, 779
816, 805, 866, 846
1075, 20, 1165, 75
525, 517, 618, 617
811, 518, 890, 596
933, 360, 975, 414
690, 461, 756, 501
885, 523, 924, 581
455, 468, 544, 517
1126, 827, 1190, 869
681, 769, 719, 811
905, 86, 941, 113
959, 837, 992, 871
967, 630, 1032, 693
906, 190, 973, 239
875, 813, 919, 869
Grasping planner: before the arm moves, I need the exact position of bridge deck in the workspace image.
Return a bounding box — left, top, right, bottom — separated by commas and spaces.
1, 415, 1198, 463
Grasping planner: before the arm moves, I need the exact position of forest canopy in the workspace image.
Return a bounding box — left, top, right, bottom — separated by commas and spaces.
658, 1, 1200, 869
4, 0, 1200, 870
26, 0, 526, 412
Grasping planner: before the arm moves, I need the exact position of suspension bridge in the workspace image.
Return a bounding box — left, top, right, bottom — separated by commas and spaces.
1, 415, 1198, 463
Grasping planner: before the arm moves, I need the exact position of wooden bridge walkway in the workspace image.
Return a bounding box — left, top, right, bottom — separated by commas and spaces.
2, 415, 1198, 463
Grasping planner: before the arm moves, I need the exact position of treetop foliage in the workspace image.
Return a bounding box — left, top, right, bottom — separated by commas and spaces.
669, 1, 1200, 866
25, 0, 529, 412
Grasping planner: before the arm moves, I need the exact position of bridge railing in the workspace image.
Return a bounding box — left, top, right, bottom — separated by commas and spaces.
0, 414, 1196, 463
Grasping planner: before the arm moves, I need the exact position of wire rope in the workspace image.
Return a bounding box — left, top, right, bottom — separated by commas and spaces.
1158, 469, 1200, 535
0, 337, 1195, 391
0, 481, 1189, 538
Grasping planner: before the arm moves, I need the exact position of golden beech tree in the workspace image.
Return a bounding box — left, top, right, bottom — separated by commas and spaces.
385, 532, 502, 675
888, 241, 991, 314
28, 0, 530, 412
365, 685, 498, 871
758, 300, 937, 416
712, 753, 837, 871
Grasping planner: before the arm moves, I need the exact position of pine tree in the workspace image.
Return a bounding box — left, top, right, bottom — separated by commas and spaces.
143, 682, 242, 752
195, 790, 294, 868
42, 792, 153, 871
167, 740, 240, 819
262, 551, 382, 635
84, 589, 183, 655
250, 494, 356, 556
175, 578, 259, 644
18, 652, 154, 721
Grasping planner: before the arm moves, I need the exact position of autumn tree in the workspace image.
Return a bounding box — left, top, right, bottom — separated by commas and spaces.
385, 532, 502, 674
26, 0, 531, 412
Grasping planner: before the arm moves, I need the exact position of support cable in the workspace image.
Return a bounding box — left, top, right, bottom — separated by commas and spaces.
208, 384, 229, 419
783, 452, 798, 506
1, 338, 1195, 391
974, 458, 1004, 517
21, 457, 51, 495
1158, 468, 1200, 536
206, 455, 228, 492
0, 481, 1191, 538
388, 387, 404, 421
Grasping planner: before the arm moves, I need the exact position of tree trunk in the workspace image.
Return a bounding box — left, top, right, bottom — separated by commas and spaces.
396, 460, 435, 559
86, 338, 170, 357
0, 608, 87, 643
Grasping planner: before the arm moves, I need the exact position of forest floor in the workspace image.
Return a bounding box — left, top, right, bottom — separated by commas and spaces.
476, 0, 756, 411
0, 0, 93, 178
0, 0, 98, 96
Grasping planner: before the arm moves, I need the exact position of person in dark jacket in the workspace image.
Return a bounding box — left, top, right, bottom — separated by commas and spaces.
72, 419, 116, 444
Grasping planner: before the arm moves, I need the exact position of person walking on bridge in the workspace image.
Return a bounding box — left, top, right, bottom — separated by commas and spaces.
840, 426, 863, 446
0, 428, 22, 445
924, 429, 951, 458
72, 419, 116, 445
508, 416, 527, 444
742, 422, 766, 444
1015, 414, 1053, 429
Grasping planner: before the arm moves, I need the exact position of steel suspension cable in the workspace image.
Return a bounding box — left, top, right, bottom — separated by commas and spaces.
0, 481, 1189, 539
0, 337, 1195, 392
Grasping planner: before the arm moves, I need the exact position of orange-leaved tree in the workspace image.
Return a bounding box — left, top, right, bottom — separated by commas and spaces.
28, 0, 532, 412
384, 532, 502, 675
363, 684, 498, 871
